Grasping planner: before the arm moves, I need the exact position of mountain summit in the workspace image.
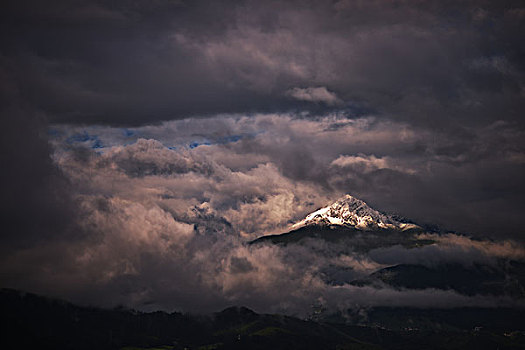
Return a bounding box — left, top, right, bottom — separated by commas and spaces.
250, 194, 423, 248
292, 194, 419, 231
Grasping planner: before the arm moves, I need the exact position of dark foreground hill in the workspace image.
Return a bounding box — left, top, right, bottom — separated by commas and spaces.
1, 289, 525, 350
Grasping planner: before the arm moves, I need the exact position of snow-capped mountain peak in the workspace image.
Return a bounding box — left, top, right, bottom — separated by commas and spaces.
292, 194, 419, 231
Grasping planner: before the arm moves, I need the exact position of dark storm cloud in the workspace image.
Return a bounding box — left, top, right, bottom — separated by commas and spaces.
1, 0, 524, 125
0, 104, 81, 250
1, 0, 292, 124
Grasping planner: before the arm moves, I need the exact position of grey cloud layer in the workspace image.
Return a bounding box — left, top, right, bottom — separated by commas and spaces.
2, 0, 524, 125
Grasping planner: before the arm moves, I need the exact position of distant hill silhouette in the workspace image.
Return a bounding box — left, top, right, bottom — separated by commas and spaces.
1, 289, 525, 349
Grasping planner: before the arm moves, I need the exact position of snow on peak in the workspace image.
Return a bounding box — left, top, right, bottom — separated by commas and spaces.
292, 194, 419, 231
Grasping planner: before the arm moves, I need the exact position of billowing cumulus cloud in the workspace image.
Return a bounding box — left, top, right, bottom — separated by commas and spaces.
2, 113, 525, 315
331, 154, 415, 174
44, 113, 525, 240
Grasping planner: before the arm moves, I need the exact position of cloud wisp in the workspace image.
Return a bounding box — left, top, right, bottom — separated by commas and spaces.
286, 87, 344, 106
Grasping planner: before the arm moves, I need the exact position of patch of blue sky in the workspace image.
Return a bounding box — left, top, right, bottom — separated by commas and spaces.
66, 131, 94, 144
91, 138, 104, 149
188, 141, 212, 149
122, 128, 137, 137
52, 118, 262, 151
186, 134, 248, 149
65, 131, 105, 149
218, 134, 243, 144
119, 129, 141, 146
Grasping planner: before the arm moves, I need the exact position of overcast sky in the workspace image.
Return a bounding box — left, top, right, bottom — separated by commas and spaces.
1, 0, 525, 313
